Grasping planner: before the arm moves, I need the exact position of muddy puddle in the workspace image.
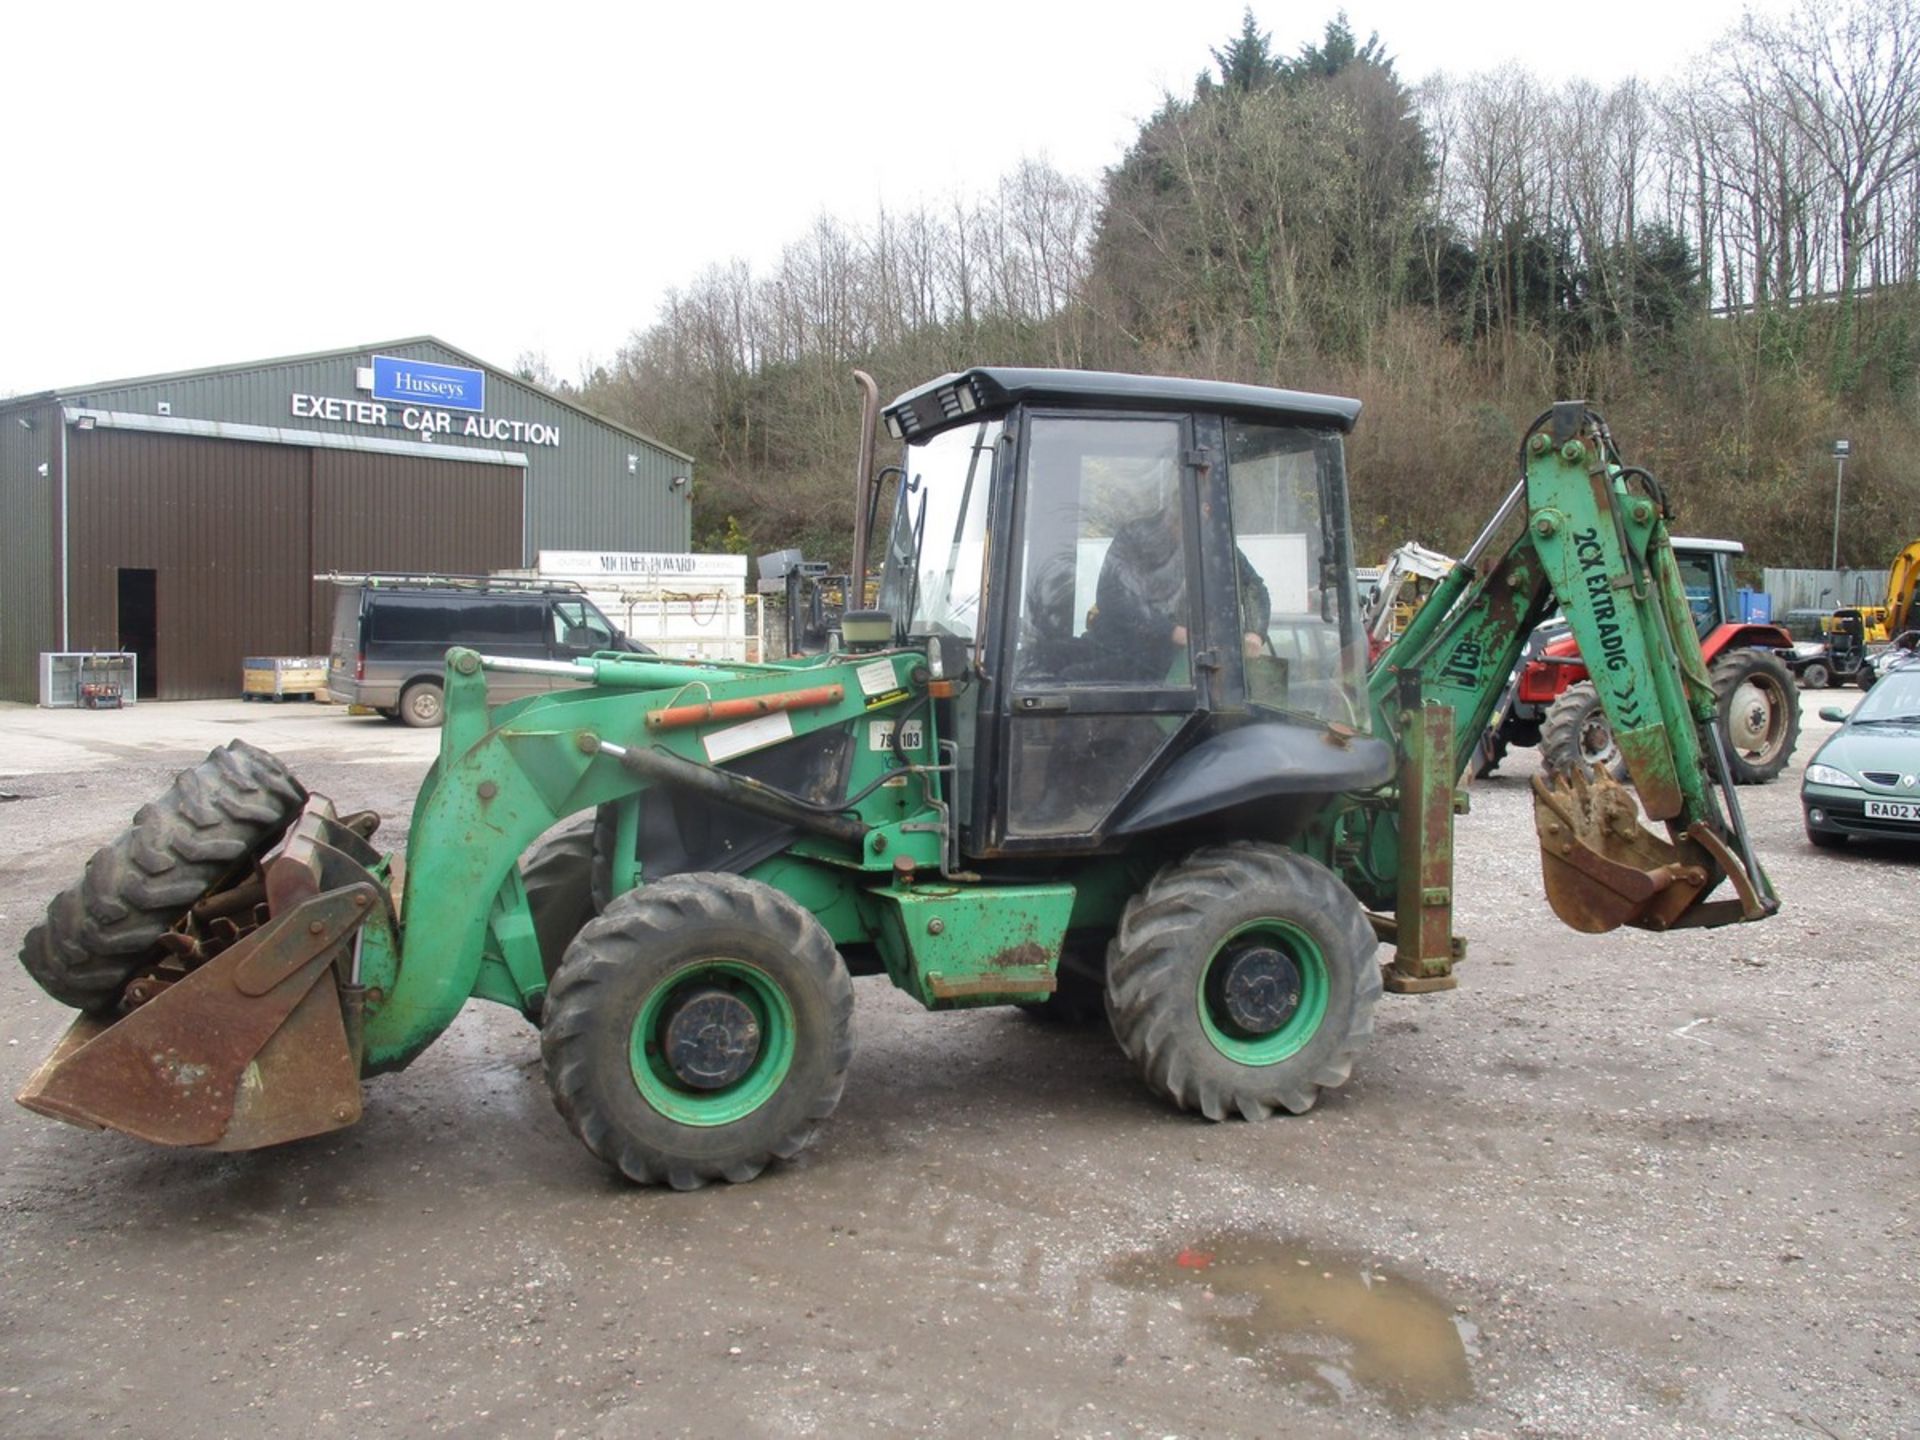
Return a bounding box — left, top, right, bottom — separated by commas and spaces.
1110, 1232, 1475, 1413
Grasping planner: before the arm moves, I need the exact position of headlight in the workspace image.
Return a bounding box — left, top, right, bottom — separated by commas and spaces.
1805, 762, 1861, 789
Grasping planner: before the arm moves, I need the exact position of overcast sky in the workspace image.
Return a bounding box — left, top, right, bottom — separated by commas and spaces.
2, 0, 1772, 397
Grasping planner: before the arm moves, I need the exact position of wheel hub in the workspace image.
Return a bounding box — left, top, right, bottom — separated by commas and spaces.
659, 986, 761, 1089
1728, 680, 1776, 752
1207, 943, 1303, 1037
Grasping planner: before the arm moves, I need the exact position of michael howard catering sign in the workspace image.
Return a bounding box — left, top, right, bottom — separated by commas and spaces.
371, 355, 486, 413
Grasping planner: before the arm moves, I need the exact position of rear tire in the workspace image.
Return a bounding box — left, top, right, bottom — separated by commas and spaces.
398, 680, 444, 728
1709, 649, 1800, 784
1539, 682, 1628, 783
1104, 843, 1379, 1120
18, 741, 307, 1011
541, 873, 854, 1189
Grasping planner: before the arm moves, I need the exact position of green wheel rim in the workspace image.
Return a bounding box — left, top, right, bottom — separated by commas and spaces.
1196, 919, 1329, 1065
629, 960, 796, 1127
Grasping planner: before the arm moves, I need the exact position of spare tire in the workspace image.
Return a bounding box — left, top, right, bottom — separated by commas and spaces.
18, 741, 307, 1012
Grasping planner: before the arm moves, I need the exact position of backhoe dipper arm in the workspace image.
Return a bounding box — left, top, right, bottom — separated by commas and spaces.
1370, 403, 1776, 947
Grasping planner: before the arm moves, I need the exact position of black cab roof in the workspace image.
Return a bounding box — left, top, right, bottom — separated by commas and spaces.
882, 367, 1362, 443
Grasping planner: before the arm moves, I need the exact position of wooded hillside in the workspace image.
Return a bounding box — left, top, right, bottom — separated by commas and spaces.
535, 2, 1920, 572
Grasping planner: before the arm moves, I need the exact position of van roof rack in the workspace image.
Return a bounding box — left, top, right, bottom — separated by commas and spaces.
313, 571, 587, 596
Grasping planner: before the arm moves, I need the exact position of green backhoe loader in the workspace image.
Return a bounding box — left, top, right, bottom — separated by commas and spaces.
16, 373, 1778, 1188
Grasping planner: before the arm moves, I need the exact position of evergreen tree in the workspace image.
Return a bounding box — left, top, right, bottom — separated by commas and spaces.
1287, 12, 1394, 81
1209, 9, 1282, 93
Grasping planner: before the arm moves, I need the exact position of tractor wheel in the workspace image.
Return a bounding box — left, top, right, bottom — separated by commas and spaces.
1539, 682, 1628, 783
18, 741, 307, 1012
1017, 941, 1108, 1025
541, 873, 854, 1189
1709, 649, 1800, 784
1797, 660, 1832, 690
1104, 843, 1380, 1120
521, 821, 598, 981
398, 680, 444, 728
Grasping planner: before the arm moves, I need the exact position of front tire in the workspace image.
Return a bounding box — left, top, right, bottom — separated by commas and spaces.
521, 821, 598, 980
1709, 649, 1800, 784
1104, 843, 1380, 1121
1798, 660, 1832, 690
541, 873, 854, 1189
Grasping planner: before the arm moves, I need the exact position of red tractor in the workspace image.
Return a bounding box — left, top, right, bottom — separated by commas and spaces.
1489, 537, 1801, 784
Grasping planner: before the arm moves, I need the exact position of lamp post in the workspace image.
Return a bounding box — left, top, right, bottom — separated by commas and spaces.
1830, 439, 1850, 572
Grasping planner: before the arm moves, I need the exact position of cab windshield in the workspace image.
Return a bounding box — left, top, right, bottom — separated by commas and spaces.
878, 418, 1002, 639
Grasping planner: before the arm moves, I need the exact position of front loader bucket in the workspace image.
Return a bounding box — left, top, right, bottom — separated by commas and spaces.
1531, 771, 1716, 934
17, 798, 386, 1151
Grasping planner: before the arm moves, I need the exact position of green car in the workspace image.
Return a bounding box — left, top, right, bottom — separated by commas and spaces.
1802, 657, 1920, 848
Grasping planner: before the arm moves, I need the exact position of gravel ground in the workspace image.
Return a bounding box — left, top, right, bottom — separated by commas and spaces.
0, 697, 1913, 1438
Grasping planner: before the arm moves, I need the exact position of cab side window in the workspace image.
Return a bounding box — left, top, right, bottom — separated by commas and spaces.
553, 600, 614, 654
1012, 417, 1190, 686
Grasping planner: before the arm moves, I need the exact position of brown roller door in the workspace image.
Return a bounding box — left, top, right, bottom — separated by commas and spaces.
64, 430, 526, 699
309, 450, 525, 652
66, 430, 311, 700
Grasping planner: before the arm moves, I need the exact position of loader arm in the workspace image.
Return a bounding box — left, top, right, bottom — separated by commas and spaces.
1355, 402, 1775, 984
361, 645, 943, 1072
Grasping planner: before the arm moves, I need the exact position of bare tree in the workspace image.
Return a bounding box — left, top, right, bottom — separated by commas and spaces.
1742, 0, 1920, 386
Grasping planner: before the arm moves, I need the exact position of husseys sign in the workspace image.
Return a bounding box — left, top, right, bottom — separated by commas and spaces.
285, 354, 562, 447
371, 355, 484, 412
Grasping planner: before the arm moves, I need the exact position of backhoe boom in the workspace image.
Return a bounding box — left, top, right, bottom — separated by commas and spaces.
1362, 403, 1776, 985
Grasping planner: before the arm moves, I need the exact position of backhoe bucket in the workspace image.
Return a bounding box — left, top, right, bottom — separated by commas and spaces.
1531, 771, 1715, 933
16, 798, 386, 1150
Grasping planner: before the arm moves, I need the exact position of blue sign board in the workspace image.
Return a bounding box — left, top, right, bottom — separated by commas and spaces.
371, 355, 486, 413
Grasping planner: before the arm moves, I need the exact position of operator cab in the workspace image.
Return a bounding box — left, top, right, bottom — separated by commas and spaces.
876, 368, 1390, 859
1668, 535, 1744, 639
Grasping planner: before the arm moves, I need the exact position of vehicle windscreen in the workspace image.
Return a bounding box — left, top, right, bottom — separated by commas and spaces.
879, 418, 1003, 639
1849, 668, 1920, 723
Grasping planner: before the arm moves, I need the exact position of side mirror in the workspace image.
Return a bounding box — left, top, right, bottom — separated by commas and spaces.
1817, 705, 1848, 723
564, 626, 598, 651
